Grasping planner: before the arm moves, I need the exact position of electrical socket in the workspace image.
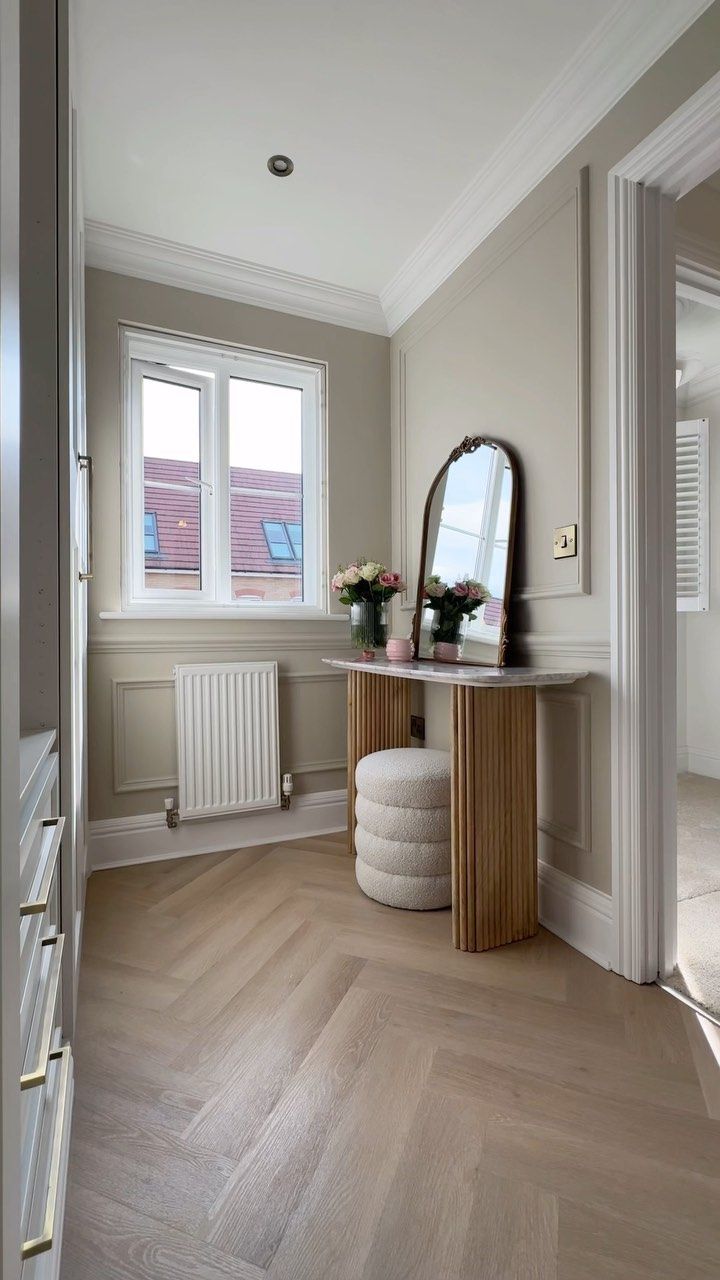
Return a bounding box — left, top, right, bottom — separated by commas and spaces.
411, 715, 425, 741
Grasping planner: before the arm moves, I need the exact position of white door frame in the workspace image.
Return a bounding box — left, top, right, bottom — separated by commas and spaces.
0, 0, 22, 1274
610, 70, 720, 984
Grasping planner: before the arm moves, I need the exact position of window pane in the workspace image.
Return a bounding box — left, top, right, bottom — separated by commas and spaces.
144, 485, 200, 591
286, 522, 302, 558
262, 520, 293, 560
142, 376, 200, 487
231, 490, 302, 603
229, 378, 302, 473
229, 378, 304, 602
432, 526, 480, 585
143, 511, 159, 554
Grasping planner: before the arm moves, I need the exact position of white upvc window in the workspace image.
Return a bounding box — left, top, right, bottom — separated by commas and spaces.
676, 418, 709, 614
121, 328, 326, 616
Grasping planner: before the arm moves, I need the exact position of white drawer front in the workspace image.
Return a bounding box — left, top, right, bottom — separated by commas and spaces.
21, 817, 64, 919
20, 756, 58, 897
21, 935, 64, 1093
21, 1045, 73, 1280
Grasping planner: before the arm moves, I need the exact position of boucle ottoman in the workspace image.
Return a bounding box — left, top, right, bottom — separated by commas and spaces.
354, 748, 451, 910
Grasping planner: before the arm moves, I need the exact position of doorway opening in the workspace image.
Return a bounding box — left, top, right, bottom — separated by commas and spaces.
609, 70, 720, 992
666, 176, 720, 1021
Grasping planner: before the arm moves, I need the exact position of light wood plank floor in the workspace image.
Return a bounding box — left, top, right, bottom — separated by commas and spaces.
61, 835, 720, 1280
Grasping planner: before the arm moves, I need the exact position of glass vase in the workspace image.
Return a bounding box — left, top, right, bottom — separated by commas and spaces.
430, 611, 468, 662
350, 600, 389, 651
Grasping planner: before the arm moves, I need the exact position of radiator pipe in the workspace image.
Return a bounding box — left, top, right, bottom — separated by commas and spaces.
281, 773, 294, 810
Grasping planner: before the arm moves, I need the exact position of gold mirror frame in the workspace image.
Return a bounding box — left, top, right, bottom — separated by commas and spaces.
412, 435, 519, 667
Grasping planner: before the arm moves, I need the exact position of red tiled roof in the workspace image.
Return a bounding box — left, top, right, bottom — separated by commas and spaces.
143, 458, 302, 575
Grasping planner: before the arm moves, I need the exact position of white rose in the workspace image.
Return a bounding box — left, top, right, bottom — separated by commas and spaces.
344, 565, 361, 585
425, 581, 447, 599
359, 561, 382, 582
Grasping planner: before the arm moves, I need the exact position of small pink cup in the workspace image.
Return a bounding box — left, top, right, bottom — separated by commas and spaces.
386, 636, 413, 662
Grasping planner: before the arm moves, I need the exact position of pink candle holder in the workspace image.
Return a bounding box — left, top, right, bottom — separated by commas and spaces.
386, 637, 413, 662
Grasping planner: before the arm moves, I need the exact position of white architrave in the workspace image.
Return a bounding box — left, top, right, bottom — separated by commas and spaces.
610, 70, 720, 983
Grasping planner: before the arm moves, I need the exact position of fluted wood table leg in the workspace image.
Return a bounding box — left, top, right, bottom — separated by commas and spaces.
346, 670, 411, 855
451, 684, 537, 951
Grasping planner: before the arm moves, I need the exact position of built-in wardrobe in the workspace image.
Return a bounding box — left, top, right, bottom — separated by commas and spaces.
0, 2, 87, 1276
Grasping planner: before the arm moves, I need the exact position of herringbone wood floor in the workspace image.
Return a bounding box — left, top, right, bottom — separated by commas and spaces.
61, 835, 720, 1280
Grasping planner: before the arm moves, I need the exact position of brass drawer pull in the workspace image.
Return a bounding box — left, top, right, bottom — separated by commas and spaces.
20, 817, 64, 916
21, 934, 64, 1090
21, 1045, 71, 1260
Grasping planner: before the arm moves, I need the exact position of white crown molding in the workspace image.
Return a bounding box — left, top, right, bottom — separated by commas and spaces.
85, 3, 711, 340
381, 0, 715, 333
84, 220, 388, 336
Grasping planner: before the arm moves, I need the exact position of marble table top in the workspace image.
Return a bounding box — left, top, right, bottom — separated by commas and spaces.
322, 655, 588, 687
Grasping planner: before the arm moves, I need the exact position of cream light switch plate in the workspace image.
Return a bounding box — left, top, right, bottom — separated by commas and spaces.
553, 524, 577, 559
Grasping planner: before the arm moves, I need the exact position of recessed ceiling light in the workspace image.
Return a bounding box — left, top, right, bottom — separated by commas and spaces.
267, 154, 294, 177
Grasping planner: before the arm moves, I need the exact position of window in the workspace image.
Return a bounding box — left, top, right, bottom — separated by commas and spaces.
677, 418, 709, 613
261, 520, 303, 562
262, 520, 297, 561
122, 329, 325, 613
433, 445, 512, 637
143, 512, 159, 555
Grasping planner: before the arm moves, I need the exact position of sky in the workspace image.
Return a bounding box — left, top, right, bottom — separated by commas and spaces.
143, 375, 302, 473
429, 445, 512, 596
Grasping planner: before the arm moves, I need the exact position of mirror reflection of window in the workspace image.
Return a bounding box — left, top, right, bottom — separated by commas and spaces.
418, 440, 515, 665
431, 446, 511, 636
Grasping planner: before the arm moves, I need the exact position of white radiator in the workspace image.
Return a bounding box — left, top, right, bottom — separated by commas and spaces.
174, 662, 280, 820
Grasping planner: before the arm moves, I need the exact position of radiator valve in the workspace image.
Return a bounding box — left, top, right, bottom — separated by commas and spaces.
281, 773, 294, 810
165, 797, 179, 829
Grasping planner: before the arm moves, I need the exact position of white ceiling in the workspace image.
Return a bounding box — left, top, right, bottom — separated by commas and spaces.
76, 0, 714, 332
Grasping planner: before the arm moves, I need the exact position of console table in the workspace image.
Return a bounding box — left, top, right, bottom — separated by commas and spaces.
323, 656, 587, 953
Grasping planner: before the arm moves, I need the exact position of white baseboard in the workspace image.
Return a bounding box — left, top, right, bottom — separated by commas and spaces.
677, 746, 689, 774
89, 788, 347, 871
89, 796, 613, 969
537, 860, 612, 969
682, 748, 720, 780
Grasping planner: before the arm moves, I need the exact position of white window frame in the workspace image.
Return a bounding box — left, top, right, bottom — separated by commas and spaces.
120, 327, 327, 618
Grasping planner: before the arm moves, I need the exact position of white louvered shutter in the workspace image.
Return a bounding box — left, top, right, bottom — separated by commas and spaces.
676, 419, 709, 612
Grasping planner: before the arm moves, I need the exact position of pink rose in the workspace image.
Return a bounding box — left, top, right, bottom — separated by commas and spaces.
453, 582, 470, 597
467, 585, 483, 600
331, 571, 345, 592
379, 571, 402, 588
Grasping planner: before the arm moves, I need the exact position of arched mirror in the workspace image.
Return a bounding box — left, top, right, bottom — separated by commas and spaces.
413, 436, 518, 666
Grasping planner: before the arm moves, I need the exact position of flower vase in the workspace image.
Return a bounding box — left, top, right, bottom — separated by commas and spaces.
430, 612, 468, 662
350, 600, 389, 651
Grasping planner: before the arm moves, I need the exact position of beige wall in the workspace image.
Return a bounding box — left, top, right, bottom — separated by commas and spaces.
86, 268, 390, 820
391, 3, 720, 896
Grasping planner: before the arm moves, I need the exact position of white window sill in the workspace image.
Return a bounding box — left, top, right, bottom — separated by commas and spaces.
99, 608, 348, 622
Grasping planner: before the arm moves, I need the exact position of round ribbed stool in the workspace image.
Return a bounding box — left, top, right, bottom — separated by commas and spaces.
354, 748, 451, 910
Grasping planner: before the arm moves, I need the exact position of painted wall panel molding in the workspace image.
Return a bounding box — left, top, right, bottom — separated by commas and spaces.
537, 690, 592, 854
